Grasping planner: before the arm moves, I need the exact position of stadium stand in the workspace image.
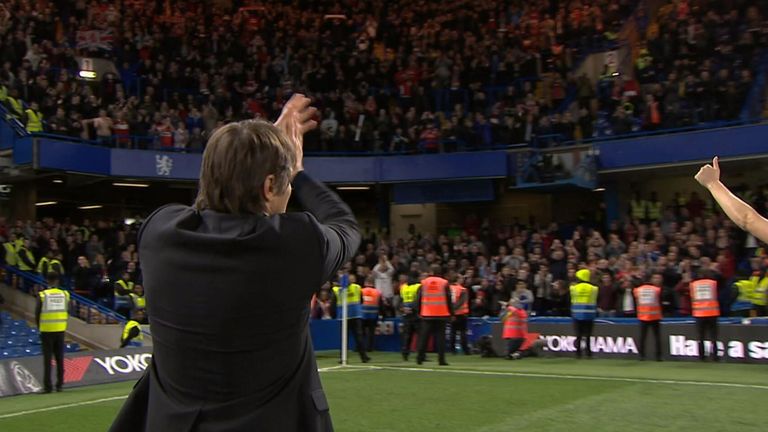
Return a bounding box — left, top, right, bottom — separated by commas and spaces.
4, 182, 768, 333
1, 1, 768, 362
2, 0, 766, 153
0, 311, 80, 359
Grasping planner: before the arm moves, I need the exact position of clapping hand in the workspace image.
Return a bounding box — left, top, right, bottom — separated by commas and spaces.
274, 94, 318, 174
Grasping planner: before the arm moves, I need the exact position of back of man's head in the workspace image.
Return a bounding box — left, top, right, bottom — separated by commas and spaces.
46, 272, 59, 286
195, 120, 296, 215
429, 264, 443, 277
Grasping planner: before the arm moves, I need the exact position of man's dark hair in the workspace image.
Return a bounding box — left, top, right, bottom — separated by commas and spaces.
46, 272, 59, 285
194, 120, 296, 215
429, 264, 443, 277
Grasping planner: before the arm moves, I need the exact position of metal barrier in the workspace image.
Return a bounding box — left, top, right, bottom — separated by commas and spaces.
3, 265, 126, 325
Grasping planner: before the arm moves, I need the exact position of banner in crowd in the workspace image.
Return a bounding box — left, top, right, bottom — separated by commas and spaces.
76, 30, 114, 50
0, 347, 151, 398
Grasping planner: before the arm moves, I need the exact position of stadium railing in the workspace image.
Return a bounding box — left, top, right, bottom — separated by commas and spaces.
3, 265, 126, 325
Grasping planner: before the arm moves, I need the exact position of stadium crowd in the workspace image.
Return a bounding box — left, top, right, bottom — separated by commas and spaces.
311, 189, 768, 320
1, 186, 768, 325
1, 0, 764, 153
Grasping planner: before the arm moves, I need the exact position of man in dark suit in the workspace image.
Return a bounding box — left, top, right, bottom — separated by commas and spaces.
109, 95, 360, 432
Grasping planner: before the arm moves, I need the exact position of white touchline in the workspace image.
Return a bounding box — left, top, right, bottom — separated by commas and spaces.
367, 366, 768, 390
3, 365, 765, 420
0, 396, 128, 420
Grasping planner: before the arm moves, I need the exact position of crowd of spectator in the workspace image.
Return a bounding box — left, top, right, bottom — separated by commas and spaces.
0, 217, 144, 322
308, 187, 768, 320
2, 184, 768, 325
14, 0, 755, 153
588, 0, 768, 140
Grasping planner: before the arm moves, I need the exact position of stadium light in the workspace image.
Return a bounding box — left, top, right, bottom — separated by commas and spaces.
113, 182, 150, 188
337, 186, 370, 191
593, 187, 606, 192
52, 179, 64, 184
78, 205, 103, 210
78, 70, 97, 79
124, 218, 137, 225
35, 201, 57, 206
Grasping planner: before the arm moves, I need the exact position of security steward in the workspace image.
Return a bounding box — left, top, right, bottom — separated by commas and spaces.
570, 268, 598, 359
48, 253, 64, 278
120, 311, 146, 348
36, 250, 53, 276
749, 260, 768, 316
361, 276, 382, 353
634, 273, 663, 361
128, 284, 147, 319
3, 232, 18, 285
333, 274, 370, 363
449, 273, 470, 355
647, 192, 663, 222
16, 238, 36, 292
629, 192, 648, 222
114, 271, 135, 317
399, 276, 421, 361
25, 101, 44, 133
731, 270, 755, 317
416, 265, 453, 366
502, 298, 528, 359
36, 273, 69, 393
690, 271, 721, 361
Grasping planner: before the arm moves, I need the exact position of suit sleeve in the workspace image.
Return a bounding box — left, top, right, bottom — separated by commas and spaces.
292, 171, 361, 281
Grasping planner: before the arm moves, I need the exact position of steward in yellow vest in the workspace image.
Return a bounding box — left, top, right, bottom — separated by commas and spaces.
120, 315, 145, 348
25, 106, 43, 133
36, 273, 70, 393
399, 278, 422, 361
3, 233, 18, 267
16, 239, 36, 271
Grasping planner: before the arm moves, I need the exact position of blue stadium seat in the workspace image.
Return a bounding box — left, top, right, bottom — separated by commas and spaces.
23, 346, 41, 356
8, 328, 30, 337
10, 337, 28, 346
1, 347, 26, 358
65, 343, 80, 353
26, 337, 40, 345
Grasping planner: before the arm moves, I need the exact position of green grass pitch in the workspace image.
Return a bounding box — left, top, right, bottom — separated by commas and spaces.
1, 352, 766, 431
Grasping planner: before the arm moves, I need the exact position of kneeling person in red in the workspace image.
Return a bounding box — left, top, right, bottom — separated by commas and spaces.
502, 298, 528, 360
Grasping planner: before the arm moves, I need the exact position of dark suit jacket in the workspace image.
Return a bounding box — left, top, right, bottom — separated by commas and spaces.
109, 171, 360, 432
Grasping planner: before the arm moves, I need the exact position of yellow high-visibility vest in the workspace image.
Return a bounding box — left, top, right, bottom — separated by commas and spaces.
17, 247, 35, 271
122, 320, 144, 341
3, 242, 17, 266
39, 288, 70, 333
25, 109, 43, 132
36, 256, 50, 275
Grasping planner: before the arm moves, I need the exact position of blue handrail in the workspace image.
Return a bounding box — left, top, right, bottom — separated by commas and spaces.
3, 265, 128, 325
